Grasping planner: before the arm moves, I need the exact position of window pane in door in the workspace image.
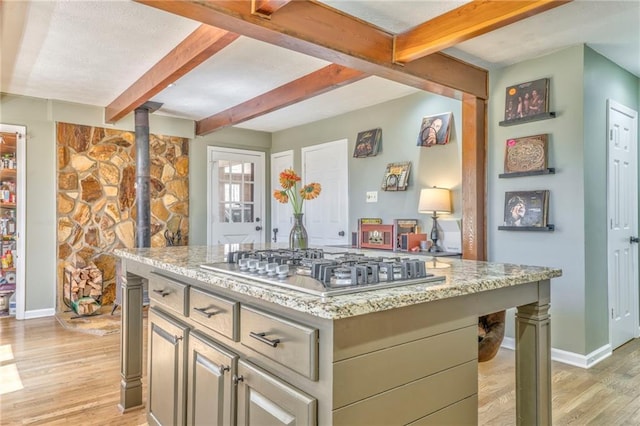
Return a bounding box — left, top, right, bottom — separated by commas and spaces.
218, 161, 230, 182
220, 203, 230, 223
244, 162, 255, 181
243, 204, 254, 223
231, 162, 244, 182
244, 183, 254, 202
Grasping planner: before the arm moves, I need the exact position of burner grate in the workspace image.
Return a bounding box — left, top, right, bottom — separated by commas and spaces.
204, 248, 445, 297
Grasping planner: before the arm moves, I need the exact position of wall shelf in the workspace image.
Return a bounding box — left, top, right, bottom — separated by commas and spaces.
499, 112, 556, 127
498, 225, 555, 232
499, 168, 555, 178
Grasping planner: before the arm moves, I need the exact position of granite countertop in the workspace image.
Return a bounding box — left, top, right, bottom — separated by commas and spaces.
114, 245, 562, 320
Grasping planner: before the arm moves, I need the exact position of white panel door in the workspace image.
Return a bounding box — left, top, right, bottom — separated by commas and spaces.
270, 150, 293, 245
607, 99, 639, 349
301, 140, 349, 246
208, 147, 265, 245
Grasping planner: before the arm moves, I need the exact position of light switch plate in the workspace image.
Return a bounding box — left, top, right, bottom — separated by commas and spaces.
366, 191, 378, 203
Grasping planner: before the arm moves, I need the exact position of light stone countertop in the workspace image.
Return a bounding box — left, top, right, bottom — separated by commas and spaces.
115, 244, 562, 320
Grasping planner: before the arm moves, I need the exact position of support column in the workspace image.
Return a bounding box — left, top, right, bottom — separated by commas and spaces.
135, 107, 151, 248
515, 279, 552, 425
118, 268, 144, 412
134, 101, 162, 248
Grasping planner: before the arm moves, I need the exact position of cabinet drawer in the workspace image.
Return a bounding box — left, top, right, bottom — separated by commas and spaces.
240, 305, 318, 381
189, 288, 239, 341
149, 272, 188, 316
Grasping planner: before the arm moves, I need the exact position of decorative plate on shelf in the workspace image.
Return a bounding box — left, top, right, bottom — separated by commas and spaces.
504, 134, 548, 173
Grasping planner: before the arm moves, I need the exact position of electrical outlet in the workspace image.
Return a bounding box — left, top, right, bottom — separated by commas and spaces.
366, 191, 378, 203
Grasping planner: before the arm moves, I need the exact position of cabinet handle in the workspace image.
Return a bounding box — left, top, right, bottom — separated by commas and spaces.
219, 365, 230, 376
152, 289, 170, 297
233, 374, 244, 385
194, 307, 217, 318
249, 331, 280, 347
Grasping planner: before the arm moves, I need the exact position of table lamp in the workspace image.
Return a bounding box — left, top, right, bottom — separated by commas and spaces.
418, 187, 452, 252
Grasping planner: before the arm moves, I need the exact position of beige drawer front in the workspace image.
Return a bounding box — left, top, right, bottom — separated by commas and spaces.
189, 288, 239, 341
149, 272, 188, 316
333, 325, 477, 408
333, 360, 477, 426
240, 305, 318, 381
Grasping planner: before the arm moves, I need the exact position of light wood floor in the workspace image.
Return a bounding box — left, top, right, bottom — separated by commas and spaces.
2, 316, 640, 425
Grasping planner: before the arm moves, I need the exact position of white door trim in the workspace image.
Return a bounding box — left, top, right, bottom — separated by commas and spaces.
207, 146, 266, 246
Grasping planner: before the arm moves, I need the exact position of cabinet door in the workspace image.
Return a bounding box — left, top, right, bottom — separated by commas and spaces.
236, 360, 317, 426
187, 331, 238, 426
148, 308, 189, 426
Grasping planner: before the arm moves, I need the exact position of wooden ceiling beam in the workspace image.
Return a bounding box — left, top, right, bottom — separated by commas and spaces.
135, 0, 488, 100
196, 64, 366, 135
251, 0, 293, 18
394, 0, 572, 64
104, 24, 239, 123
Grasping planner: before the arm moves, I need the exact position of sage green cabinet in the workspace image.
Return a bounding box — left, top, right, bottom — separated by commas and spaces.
187, 331, 238, 426
148, 307, 189, 426
236, 359, 317, 426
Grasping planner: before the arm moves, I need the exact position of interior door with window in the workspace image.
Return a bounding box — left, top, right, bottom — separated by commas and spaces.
208, 147, 265, 245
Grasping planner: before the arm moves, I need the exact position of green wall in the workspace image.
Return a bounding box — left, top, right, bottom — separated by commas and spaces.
489, 45, 640, 356
189, 128, 272, 245
583, 46, 639, 353
0, 94, 194, 314
272, 91, 463, 235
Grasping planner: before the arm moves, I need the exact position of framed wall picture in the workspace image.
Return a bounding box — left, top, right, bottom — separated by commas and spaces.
381, 161, 411, 191
503, 190, 549, 227
504, 134, 548, 173
353, 128, 382, 157
417, 112, 453, 147
504, 78, 549, 122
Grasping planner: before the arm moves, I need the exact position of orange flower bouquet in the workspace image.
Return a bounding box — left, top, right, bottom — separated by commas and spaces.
273, 168, 321, 214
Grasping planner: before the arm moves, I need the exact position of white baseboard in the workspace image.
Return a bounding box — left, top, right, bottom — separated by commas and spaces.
501, 337, 612, 369
23, 308, 56, 319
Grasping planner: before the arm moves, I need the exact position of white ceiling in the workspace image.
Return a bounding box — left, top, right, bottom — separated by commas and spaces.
2, 0, 639, 133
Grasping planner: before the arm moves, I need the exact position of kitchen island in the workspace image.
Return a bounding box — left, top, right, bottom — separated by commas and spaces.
115, 244, 561, 425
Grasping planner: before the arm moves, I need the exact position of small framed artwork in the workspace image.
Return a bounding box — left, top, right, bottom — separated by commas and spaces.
381, 161, 411, 191
353, 128, 382, 158
503, 190, 549, 227
504, 78, 549, 122
417, 112, 453, 147
504, 134, 548, 173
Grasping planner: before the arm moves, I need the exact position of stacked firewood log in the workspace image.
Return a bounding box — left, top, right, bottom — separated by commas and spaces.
64, 262, 102, 315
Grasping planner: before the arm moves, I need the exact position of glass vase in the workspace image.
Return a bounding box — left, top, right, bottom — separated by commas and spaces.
289, 213, 308, 250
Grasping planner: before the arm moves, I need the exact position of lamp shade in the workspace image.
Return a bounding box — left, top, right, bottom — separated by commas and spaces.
418, 187, 452, 213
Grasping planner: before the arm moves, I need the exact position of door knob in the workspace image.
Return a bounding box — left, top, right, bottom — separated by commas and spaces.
631, 236, 639, 244
255, 226, 262, 231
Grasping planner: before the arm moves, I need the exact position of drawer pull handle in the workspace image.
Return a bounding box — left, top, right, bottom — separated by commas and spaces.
194, 307, 217, 318
153, 289, 170, 297
233, 374, 244, 385
249, 331, 280, 347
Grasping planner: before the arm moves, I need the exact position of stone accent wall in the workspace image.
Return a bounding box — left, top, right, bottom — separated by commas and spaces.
56, 122, 189, 310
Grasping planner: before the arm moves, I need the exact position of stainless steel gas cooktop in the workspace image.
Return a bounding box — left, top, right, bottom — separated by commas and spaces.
200, 248, 445, 297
